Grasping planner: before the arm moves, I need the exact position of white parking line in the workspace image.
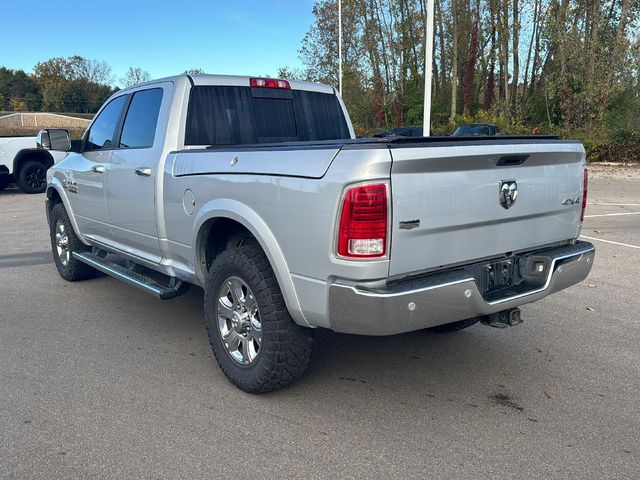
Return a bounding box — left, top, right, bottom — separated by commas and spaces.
581, 235, 640, 250
585, 211, 640, 218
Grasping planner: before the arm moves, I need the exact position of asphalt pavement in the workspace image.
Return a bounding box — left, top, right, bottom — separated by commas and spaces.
1, 165, 639, 479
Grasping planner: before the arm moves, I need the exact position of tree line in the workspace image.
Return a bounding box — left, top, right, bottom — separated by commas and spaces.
0, 57, 153, 113
1, 3, 638, 160
296, 0, 640, 159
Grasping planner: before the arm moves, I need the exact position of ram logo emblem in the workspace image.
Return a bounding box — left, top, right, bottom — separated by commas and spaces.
499, 180, 518, 209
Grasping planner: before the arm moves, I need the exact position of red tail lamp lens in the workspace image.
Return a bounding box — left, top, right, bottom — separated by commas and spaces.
581, 167, 588, 222
338, 184, 388, 258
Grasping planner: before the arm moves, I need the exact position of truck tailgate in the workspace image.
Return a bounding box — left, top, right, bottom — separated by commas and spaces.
389, 141, 585, 276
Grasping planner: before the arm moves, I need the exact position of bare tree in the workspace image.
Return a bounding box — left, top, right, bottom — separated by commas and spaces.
297, 0, 639, 137
82, 59, 114, 85
121, 67, 151, 87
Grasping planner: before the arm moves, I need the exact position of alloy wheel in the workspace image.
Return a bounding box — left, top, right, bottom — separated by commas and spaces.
55, 220, 70, 266
216, 276, 262, 365
25, 165, 46, 190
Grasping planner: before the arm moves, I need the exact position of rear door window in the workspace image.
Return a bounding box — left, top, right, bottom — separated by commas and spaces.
86, 95, 127, 150
185, 86, 350, 146
119, 88, 163, 149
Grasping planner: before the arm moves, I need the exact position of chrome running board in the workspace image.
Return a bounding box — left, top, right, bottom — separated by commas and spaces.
73, 251, 187, 300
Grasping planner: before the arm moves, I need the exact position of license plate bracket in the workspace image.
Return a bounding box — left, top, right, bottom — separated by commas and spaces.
482, 258, 517, 293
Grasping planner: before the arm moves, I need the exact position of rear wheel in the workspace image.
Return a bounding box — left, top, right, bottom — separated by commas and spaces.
17, 160, 47, 194
49, 203, 96, 281
204, 242, 314, 393
427, 318, 479, 333
0, 176, 10, 191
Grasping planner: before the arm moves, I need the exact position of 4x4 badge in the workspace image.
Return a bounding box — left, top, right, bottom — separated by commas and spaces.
499, 180, 517, 209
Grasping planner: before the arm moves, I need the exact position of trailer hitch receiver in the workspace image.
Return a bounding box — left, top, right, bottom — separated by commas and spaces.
480, 308, 523, 328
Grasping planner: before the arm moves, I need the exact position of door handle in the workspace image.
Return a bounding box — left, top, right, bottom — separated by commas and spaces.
91, 165, 106, 174
135, 167, 152, 177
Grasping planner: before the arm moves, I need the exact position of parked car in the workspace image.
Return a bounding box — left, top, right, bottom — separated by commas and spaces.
453, 123, 500, 136
374, 126, 425, 138
40, 74, 594, 393
0, 136, 66, 193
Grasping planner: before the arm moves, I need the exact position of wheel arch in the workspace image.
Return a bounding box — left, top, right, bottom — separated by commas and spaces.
45, 181, 87, 246
13, 149, 55, 176
193, 199, 310, 327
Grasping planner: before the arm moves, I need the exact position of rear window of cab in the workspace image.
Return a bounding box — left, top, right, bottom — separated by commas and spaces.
185, 86, 350, 146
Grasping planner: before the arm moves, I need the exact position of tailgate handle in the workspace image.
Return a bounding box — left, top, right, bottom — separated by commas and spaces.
497, 155, 529, 167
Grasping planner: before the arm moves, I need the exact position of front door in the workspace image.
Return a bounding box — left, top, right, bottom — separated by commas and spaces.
105, 86, 168, 264
70, 94, 127, 243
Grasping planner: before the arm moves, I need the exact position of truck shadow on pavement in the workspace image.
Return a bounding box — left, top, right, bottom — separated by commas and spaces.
302, 325, 535, 412
36, 269, 548, 418
0, 186, 25, 195
137, 281, 544, 414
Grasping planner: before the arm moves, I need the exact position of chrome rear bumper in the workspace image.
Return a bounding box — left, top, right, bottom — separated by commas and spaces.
328, 241, 595, 335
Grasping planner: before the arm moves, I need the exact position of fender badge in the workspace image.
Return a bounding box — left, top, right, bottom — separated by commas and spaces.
562, 197, 581, 206
399, 220, 420, 230
62, 177, 78, 193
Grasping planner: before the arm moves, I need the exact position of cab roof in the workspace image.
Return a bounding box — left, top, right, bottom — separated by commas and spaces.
120, 74, 336, 95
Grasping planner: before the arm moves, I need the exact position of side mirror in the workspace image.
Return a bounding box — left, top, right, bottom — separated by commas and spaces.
37, 129, 71, 152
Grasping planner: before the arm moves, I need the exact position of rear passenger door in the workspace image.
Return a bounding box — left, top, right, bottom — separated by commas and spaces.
105, 83, 171, 263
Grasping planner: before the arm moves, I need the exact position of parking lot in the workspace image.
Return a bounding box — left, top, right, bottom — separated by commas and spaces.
1, 165, 639, 479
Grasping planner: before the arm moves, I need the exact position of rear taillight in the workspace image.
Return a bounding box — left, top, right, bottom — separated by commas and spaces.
250, 77, 291, 89
337, 183, 388, 258
581, 167, 588, 222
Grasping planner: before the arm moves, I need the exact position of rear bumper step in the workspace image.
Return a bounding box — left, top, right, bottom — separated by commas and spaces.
328, 241, 595, 335
73, 251, 187, 300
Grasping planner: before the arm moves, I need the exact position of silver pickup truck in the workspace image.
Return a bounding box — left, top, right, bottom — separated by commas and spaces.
40, 74, 595, 393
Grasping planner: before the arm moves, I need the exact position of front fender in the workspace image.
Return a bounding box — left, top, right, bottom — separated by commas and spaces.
193, 198, 310, 328
46, 174, 88, 246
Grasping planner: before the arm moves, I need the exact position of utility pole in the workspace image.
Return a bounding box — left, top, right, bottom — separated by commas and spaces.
423, 0, 435, 136
339, 0, 343, 95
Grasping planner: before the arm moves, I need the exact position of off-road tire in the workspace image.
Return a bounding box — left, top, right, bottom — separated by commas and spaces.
204, 242, 314, 393
428, 318, 479, 333
16, 160, 47, 194
0, 176, 10, 191
49, 203, 96, 281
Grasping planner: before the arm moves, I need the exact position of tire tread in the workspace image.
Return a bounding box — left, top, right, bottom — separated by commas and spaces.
204, 242, 313, 393
50, 203, 96, 281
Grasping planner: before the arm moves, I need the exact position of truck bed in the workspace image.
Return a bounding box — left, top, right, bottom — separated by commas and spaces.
172, 135, 585, 279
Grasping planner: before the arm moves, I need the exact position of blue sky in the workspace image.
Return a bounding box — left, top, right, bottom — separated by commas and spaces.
1, 0, 315, 84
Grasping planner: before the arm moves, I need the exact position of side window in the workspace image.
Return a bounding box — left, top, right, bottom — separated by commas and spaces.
119, 88, 163, 149
86, 96, 127, 151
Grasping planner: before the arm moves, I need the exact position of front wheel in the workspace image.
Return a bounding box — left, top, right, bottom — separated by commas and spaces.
17, 160, 47, 194
49, 203, 96, 281
204, 242, 314, 393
